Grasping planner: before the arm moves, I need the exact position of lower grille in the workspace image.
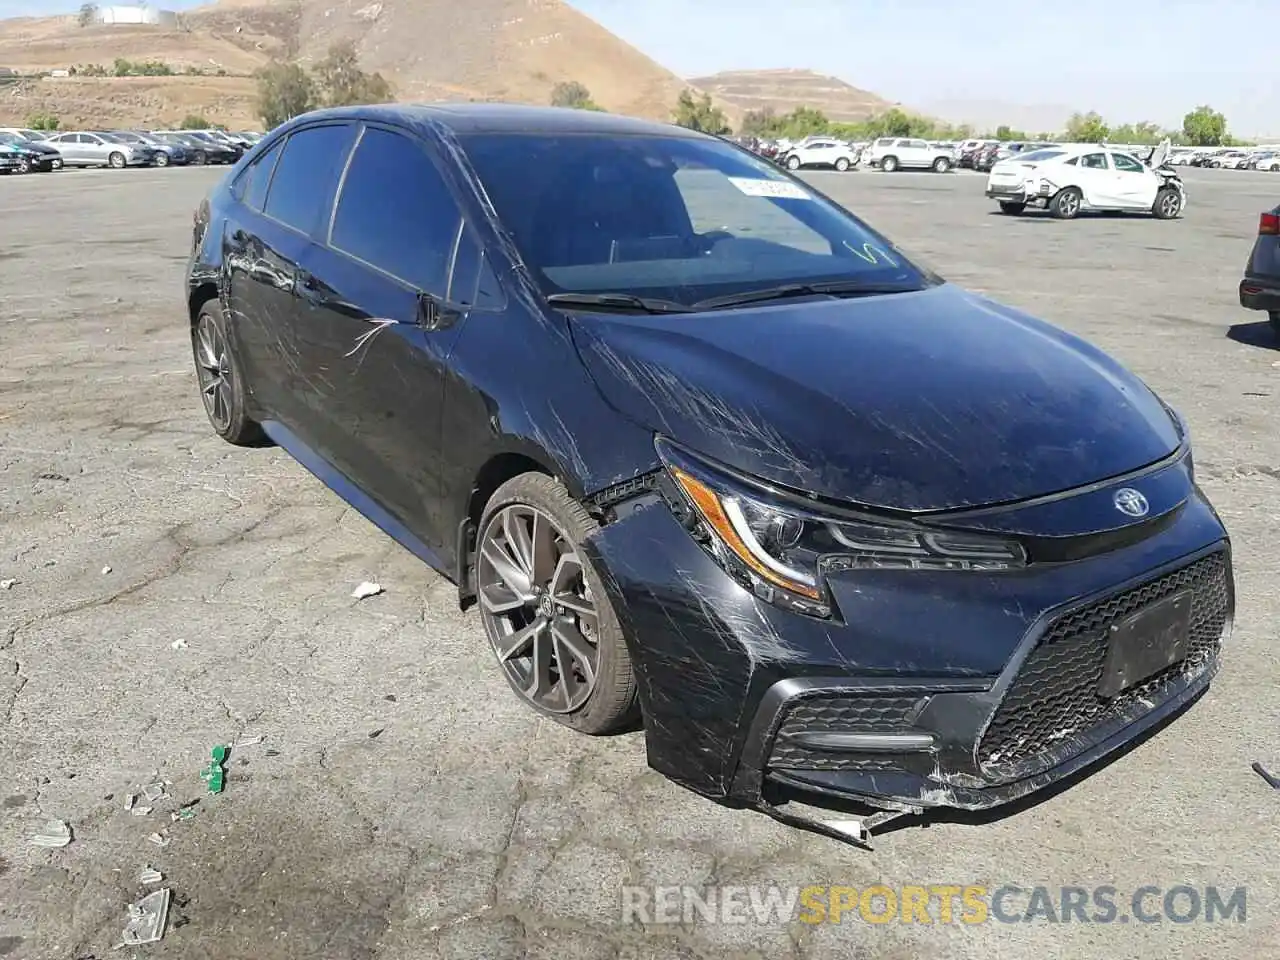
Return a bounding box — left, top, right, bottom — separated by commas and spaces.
978, 552, 1229, 771
768, 694, 922, 772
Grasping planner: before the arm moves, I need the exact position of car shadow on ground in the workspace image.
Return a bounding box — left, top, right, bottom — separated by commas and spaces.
755, 688, 1208, 845
1227, 320, 1280, 351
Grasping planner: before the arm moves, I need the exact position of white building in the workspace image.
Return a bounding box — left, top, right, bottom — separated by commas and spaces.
96, 5, 178, 27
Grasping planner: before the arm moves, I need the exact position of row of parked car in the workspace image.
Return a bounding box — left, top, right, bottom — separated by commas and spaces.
0, 126, 264, 173
733, 135, 962, 173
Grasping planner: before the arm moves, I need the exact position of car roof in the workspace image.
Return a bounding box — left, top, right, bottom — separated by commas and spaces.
281, 103, 707, 140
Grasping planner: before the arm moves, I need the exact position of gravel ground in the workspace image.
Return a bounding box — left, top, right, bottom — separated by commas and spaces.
1, 163, 1277, 960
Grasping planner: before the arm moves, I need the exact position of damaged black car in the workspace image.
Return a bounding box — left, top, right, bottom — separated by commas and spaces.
186, 104, 1233, 844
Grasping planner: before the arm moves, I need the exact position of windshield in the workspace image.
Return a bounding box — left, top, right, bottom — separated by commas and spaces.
458, 132, 931, 308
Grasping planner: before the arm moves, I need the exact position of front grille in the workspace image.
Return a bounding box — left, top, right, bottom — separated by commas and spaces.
769, 694, 922, 772
978, 552, 1229, 771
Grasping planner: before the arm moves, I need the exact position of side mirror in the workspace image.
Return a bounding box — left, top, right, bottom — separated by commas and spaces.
417, 292, 460, 332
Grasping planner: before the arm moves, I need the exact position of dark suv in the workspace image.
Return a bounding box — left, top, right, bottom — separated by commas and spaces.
186, 104, 1232, 844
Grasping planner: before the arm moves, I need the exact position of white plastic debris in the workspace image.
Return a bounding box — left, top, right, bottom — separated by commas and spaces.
124, 794, 137, 812
101, 565, 112, 575
146, 832, 170, 848
141, 783, 170, 803
30, 819, 73, 847
234, 735, 265, 748
0, 578, 15, 590
138, 867, 164, 884
131, 805, 153, 817
119, 887, 171, 946
351, 581, 384, 600
170, 638, 188, 650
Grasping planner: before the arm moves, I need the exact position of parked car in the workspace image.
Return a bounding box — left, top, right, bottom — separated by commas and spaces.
779, 138, 859, 171
0, 131, 59, 171
185, 103, 1233, 844
1207, 150, 1248, 169
1239, 206, 1280, 336
37, 130, 157, 168
985, 141, 1183, 219
865, 136, 954, 172
185, 128, 249, 156
106, 130, 188, 166
0, 128, 65, 168
151, 131, 239, 165
0, 142, 29, 174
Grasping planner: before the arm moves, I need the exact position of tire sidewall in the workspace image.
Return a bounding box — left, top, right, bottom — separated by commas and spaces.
1052, 187, 1081, 219
1154, 187, 1181, 219
193, 304, 252, 441
477, 473, 636, 734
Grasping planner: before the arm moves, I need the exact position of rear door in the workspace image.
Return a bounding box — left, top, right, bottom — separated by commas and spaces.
224, 122, 358, 442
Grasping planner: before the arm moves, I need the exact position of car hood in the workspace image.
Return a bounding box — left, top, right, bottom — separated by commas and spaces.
567, 284, 1181, 512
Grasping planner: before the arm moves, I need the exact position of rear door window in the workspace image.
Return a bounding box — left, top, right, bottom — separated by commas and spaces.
329, 125, 462, 296
263, 123, 357, 238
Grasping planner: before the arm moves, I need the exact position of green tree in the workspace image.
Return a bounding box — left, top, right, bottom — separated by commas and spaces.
1182, 104, 1227, 146
314, 40, 393, 107
255, 61, 315, 128
549, 80, 601, 110
26, 113, 60, 131
1064, 111, 1110, 142
739, 106, 777, 137
672, 89, 730, 135
77, 3, 97, 26
180, 114, 212, 129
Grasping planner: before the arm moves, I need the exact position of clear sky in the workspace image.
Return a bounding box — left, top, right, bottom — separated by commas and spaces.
3, 0, 1275, 135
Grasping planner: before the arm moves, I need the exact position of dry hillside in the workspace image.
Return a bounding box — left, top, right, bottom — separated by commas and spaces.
689, 68, 898, 123
0, 0, 730, 129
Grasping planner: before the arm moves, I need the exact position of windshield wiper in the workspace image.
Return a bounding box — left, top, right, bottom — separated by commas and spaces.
691, 280, 918, 311
545, 292, 691, 314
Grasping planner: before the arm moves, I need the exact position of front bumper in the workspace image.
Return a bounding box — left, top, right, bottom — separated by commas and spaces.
584, 462, 1232, 813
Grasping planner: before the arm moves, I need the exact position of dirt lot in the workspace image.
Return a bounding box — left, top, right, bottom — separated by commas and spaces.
1, 164, 1278, 959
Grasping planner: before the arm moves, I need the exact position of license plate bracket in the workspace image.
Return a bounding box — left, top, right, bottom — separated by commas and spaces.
1098, 591, 1192, 698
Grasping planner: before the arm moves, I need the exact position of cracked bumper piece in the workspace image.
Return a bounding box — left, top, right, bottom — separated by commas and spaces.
583, 487, 1232, 812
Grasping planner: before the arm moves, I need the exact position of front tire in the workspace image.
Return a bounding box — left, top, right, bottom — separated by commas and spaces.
191, 302, 263, 446
475, 473, 638, 735
786, 155, 801, 170
16, 157, 30, 174
1153, 186, 1182, 219
51, 157, 62, 170
1050, 186, 1082, 219
154, 152, 169, 167
881, 155, 899, 172
932, 156, 952, 173
998, 201, 1026, 215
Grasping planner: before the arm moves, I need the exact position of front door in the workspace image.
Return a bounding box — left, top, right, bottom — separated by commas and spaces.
1076, 151, 1114, 206
296, 123, 480, 549
1109, 152, 1160, 209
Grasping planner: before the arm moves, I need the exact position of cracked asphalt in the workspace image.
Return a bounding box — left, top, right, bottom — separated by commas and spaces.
1, 164, 1278, 959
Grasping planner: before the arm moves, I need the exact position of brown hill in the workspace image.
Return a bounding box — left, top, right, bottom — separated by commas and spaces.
0, 0, 726, 129
688, 68, 899, 123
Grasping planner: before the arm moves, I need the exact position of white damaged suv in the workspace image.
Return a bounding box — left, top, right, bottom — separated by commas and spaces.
985, 139, 1184, 220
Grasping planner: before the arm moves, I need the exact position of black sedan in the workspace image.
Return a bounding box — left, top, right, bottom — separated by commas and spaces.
186, 104, 1233, 845
0, 133, 59, 172
1239, 206, 1280, 336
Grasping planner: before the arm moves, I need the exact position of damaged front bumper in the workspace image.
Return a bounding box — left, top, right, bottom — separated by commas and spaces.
583, 477, 1233, 834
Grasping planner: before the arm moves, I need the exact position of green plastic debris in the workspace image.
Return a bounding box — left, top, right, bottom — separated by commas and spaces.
199, 744, 229, 794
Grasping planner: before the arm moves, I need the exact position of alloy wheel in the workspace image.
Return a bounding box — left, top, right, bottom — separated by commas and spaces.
477, 504, 600, 714
1058, 190, 1080, 218
1159, 192, 1180, 218
194, 312, 234, 433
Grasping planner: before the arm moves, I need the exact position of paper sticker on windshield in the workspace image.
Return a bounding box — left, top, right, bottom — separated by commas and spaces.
728, 177, 812, 200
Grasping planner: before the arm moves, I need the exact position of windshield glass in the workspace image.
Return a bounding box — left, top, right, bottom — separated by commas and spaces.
1013, 149, 1067, 163
459, 132, 931, 307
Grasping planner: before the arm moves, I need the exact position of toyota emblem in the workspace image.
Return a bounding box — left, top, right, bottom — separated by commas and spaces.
1113, 488, 1149, 518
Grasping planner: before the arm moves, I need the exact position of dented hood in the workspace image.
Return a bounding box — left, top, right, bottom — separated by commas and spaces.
568, 284, 1181, 512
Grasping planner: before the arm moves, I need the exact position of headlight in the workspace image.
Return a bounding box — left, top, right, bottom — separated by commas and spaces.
655, 438, 1026, 619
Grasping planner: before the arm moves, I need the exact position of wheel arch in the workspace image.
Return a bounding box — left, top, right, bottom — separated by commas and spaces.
188, 281, 219, 325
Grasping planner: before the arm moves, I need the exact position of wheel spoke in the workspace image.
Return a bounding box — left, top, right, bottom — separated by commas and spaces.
479, 581, 527, 615
480, 537, 532, 597
529, 511, 557, 585
549, 552, 581, 597
197, 325, 218, 370
551, 621, 595, 708
496, 617, 544, 663
523, 623, 554, 699
503, 509, 534, 578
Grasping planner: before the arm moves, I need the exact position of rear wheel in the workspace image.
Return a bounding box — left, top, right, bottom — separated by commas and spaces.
998, 201, 1026, 215
932, 156, 952, 173
107, 151, 126, 169
834, 157, 851, 172
194, 150, 207, 165
881, 155, 899, 172
475, 473, 638, 735
191, 302, 263, 446
50, 157, 62, 170
1050, 187, 1082, 219
16, 156, 30, 174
